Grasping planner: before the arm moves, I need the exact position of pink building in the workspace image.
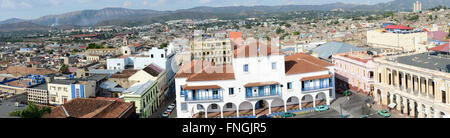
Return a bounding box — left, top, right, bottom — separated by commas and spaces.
332, 51, 378, 95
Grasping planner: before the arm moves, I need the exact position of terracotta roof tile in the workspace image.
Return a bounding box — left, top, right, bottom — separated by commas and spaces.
285, 53, 332, 75
43, 98, 134, 118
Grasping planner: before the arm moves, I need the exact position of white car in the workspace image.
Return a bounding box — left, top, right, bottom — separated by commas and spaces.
168, 103, 175, 109
161, 111, 169, 118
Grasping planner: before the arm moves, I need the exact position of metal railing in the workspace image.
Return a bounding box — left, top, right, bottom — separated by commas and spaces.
185, 95, 222, 101
302, 84, 333, 91
246, 91, 280, 98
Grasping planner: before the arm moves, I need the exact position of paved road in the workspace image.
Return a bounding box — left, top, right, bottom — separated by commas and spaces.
150, 96, 176, 118
330, 91, 404, 118
293, 109, 340, 118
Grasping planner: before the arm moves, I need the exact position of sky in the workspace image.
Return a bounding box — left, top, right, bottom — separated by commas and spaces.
0, 0, 392, 21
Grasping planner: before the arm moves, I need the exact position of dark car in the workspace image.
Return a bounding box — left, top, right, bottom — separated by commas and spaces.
257, 114, 272, 118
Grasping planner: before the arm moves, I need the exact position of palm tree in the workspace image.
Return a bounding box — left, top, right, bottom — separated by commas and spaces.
9, 102, 51, 118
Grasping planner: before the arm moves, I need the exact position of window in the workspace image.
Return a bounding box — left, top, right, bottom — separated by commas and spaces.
243, 64, 249, 72
287, 82, 292, 89
212, 104, 218, 109
75, 89, 80, 98
272, 62, 277, 70
161, 54, 164, 58
229, 88, 234, 95
181, 103, 187, 111
151, 54, 154, 58
226, 103, 233, 108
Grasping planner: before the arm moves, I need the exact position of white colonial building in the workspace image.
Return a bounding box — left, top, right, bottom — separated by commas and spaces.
175, 44, 335, 118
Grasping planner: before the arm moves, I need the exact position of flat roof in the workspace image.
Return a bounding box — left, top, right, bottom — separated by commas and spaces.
29, 83, 48, 90
50, 79, 78, 85
393, 52, 450, 73
0, 102, 25, 118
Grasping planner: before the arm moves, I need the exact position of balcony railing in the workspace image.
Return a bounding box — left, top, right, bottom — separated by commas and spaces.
185, 95, 221, 101
302, 84, 333, 91
246, 90, 280, 99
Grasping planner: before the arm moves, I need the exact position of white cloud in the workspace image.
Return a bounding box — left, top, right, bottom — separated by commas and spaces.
122, 1, 132, 8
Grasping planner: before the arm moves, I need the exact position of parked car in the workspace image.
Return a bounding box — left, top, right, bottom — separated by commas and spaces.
314, 105, 329, 112
257, 114, 272, 118
280, 112, 295, 118
168, 103, 175, 109
377, 110, 391, 117
161, 111, 169, 118
343, 90, 352, 96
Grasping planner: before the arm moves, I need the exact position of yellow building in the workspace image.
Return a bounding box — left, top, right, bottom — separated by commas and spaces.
373, 52, 450, 118
190, 38, 233, 64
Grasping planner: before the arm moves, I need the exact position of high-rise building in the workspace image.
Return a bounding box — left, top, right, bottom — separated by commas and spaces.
413, 1, 422, 13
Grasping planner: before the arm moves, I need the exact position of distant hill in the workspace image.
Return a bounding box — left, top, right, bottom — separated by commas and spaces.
351, 0, 450, 11
0, 18, 26, 25
0, 22, 49, 32
0, 0, 449, 29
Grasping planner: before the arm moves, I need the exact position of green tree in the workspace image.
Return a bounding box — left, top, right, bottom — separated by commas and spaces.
159, 42, 168, 49
9, 102, 51, 118
293, 31, 300, 36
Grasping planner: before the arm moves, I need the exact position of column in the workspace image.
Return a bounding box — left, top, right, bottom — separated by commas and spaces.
284, 102, 287, 112
409, 100, 415, 118
237, 106, 240, 117
382, 91, 388, 105
312, 97, 316, 107
220, 108, 224, 118
426, 78, 429, 97
374, 90, 380, 105
417, 103, 424, 118
396, 95, 402, 111
268, 101, 272, 114
402, 98, 408, 115
252, 104, 256, 116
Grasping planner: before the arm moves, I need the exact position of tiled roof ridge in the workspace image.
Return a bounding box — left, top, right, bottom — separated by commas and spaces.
81, 100, 115, 118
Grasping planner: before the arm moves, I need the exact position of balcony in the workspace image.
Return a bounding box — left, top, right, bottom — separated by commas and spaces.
245, 85, 280, 99
185, 94, 222, 102
246, 90, 280, 99
182, 88, 223, 102
302, 83, 333, 92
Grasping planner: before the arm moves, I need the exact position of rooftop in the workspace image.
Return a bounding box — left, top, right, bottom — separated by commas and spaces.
43, 98, 134, 118
393, 52, 450, 73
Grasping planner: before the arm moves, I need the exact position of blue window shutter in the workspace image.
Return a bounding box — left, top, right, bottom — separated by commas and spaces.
80, 85, 85, 98
71, 84, 75, 99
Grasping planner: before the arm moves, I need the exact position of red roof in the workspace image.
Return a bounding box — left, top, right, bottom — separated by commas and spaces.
429, 43, 449, 52
385, 25, 413, 30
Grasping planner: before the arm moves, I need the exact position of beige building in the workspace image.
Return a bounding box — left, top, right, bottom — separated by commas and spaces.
48, 79, 96, 105
367, 30, 428, 52
191, 38, 233, 64
373, 52, 450, 118
85, 48, 120, 56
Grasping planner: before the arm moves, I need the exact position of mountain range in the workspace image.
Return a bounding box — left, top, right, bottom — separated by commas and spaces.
0, 0, 449, 31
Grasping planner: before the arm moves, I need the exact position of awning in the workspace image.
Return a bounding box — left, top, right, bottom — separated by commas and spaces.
244, 81, 279, 87
301, 74, 333, 81
183, 85, 221, 90
388, 103, 397, 109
